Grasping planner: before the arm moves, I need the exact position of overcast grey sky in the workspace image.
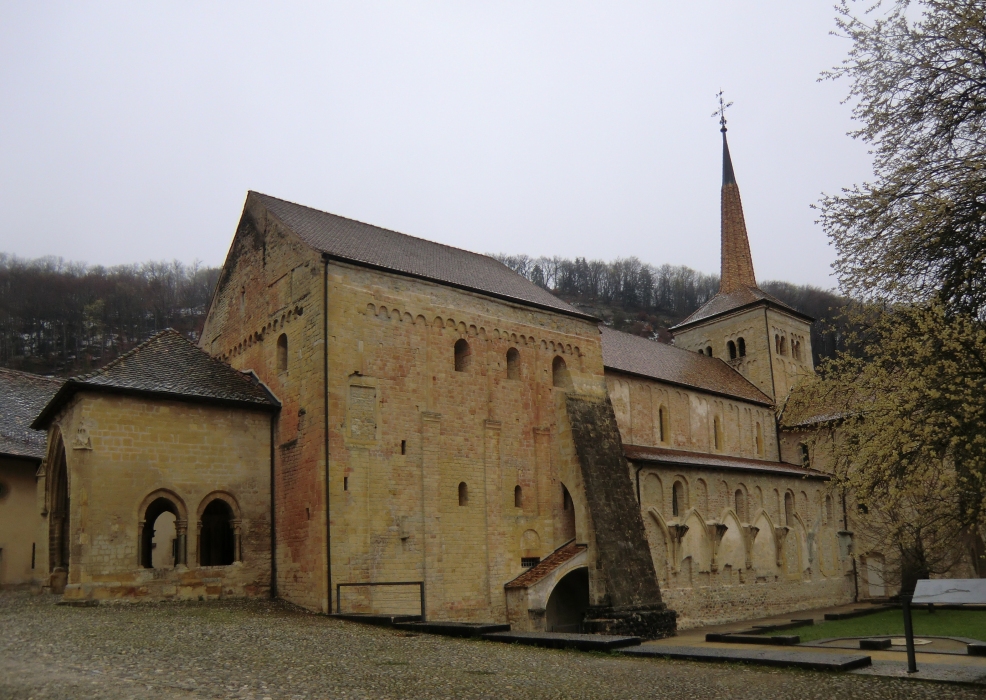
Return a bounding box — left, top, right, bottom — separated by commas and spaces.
0, 2, 871, 289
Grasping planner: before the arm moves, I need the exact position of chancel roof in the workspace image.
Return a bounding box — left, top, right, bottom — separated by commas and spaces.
251, 192, 593, 321
33, 330, 277, 429
623, 444, 829, 480
0, 369, 63, 461
600, 326, 773, 406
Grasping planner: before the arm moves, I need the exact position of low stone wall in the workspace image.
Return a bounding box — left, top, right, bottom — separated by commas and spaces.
61, 562, 270, 602
664, 574, 854, 629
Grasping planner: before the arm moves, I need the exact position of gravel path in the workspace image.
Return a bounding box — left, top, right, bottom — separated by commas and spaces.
1, 591, 981, 699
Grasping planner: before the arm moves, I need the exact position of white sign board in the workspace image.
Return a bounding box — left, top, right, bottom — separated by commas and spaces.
911, 579, 986, 605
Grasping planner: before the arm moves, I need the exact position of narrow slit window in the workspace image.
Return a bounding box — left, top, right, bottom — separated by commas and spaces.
277, 333, 288, 372
514, 485, 523, 508
506, 347, 520, 380
400, 440, 406, 455
454, 339, 471, 372
458, 482, 468, 506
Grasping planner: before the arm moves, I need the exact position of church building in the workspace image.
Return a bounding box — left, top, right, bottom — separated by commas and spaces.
2, 130, 865, 633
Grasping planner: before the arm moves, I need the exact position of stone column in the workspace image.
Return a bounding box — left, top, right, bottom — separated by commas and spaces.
175, 519, 188, 567
232, 519, 243, 562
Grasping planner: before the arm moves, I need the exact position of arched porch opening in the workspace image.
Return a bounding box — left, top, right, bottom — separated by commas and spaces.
545, 567, 589, 633
138, 490, 187, 569
46, 430, 70, 593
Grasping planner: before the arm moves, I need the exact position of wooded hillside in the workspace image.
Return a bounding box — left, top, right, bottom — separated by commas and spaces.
0, 251, 845, 377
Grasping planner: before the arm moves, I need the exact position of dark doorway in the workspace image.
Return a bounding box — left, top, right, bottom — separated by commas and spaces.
200, 499, 235, 566
545, 567, 589, 633
141, 497, 180, 568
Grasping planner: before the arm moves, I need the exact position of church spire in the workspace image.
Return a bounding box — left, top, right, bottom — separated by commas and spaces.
715, 96, 757, 294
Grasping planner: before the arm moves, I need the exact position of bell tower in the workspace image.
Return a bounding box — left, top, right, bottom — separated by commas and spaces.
670, 110, 814, 404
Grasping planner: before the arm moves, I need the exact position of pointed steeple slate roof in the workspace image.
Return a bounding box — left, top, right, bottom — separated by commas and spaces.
671, 127, 812, 332
719, 129, 757, 293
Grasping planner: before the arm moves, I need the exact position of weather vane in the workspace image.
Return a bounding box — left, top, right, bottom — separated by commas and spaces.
713, 90, 733, 133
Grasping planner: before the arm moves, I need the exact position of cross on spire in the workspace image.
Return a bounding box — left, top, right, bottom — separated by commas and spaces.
713, 89, 733, 134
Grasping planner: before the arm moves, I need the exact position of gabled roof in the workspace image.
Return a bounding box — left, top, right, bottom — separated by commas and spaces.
671, 285, 813, 331
251, 192, 595, 321
624, 444, 829, 480
600, 326, 773, 406
32, 330, 278, 429
0, 369, 64, 461
504, 540, 587, 590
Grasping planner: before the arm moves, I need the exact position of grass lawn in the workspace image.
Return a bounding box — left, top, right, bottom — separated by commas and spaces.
767, 608, 986, 642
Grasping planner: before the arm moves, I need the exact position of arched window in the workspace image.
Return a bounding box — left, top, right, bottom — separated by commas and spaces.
755, 422, 764, 457
727, 340, 737, 360
562, 484, 573, 511
713, 416, 722, 451
738, 337, 746, 357
277, 334, 288, 372
514, 485, 523, 508
552, 356, 571, 388
200, 499, 236, 566
658, 406, 669, 444
735, 489, 747, 522
780, 336, 788, 355
672, 481, 685, 517
800, 443, 810, 467
774, 334, 780, 354
458, 482, 468, 506
705, 346, 713, 357
506, 348, 520, 380
825, 495, 834, 524
784, 491, 795, 526
454, 339, 471, 372
140, 496, 182, 569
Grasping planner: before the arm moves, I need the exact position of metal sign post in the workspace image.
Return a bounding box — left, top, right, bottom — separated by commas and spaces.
900, 594, 917, 673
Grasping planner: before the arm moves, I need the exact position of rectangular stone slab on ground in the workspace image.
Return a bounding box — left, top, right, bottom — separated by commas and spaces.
912, 580, 986, 605
622, 645, 872, 671
482, 630, 642, 651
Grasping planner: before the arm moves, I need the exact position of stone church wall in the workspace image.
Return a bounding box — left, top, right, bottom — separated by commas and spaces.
0, 456, 44, 588
634, 462, 854, 627
201, 200, 329, 611
606, 371, 778, 461
41, 393, 272, 602
324, 261, 605, 622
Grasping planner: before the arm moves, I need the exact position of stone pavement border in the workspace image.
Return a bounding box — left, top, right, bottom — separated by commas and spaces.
619, 644, 872, 671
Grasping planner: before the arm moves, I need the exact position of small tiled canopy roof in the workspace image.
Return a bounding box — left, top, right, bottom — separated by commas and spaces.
624, 444, 829, 480
600, 326, 772, 406
505, 540, 587, 590
0, 369, 64, 461
671, 286, 813, 331
32, 330, 278, 429
251, 191, 595, 321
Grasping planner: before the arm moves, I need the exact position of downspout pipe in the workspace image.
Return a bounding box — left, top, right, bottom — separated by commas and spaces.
323, 255, 332, 612
270, 413, 277, 599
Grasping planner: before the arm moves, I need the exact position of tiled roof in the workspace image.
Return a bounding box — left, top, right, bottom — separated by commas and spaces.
600, 326, 772, 406
0, 369, 63, 460
624, 444, 829, 480
251, 192, 594, 321
33, 330, 277, 429
505, 540, 587, 590
671, 285, 812, 330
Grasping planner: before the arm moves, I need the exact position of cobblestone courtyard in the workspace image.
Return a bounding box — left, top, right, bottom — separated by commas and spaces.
2, 592, 982, 700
